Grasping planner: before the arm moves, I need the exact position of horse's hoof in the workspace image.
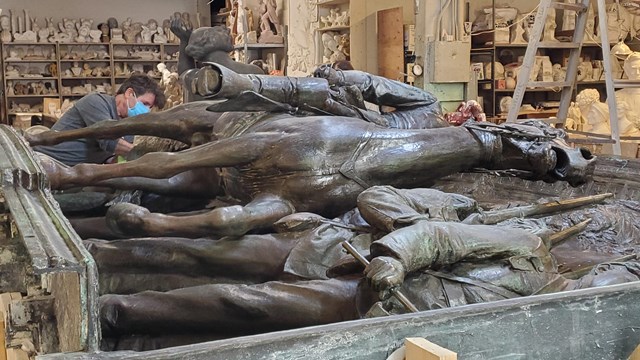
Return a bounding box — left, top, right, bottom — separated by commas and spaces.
195, 66, 221, 97
106, 203, 150, 237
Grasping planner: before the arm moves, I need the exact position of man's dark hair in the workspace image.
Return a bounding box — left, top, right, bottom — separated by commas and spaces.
117, 74, 166, 109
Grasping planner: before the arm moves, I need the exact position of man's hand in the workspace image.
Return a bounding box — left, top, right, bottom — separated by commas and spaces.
114, 138, 134, 156
364, 256, 405, 292
313, 64, 342, 85
170, 16, 192, 43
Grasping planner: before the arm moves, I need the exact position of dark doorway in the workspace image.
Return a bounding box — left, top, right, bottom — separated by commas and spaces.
210, 0, 230, 27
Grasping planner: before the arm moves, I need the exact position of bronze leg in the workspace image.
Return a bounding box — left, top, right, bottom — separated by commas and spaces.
100, 277, 361, 337
86, 232, 300, 294
25, 102, 218, 146
47, 131, 283, 189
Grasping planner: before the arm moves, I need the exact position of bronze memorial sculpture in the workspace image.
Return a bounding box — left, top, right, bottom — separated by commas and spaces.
20, 57, 613, 352
26, 64, 595, 240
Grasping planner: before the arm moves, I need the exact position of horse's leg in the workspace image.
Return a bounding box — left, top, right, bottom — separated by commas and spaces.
46, 132, 283, 189
25, 102, 217, 147
97, 167, 221, 198
106, 193, 296, 237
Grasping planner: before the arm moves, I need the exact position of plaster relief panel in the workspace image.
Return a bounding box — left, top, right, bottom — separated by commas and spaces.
287, 0, 317, 76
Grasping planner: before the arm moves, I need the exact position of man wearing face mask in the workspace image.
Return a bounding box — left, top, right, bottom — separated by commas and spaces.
33, 74, 165, 166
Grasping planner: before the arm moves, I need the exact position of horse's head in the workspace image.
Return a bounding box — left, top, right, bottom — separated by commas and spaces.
185, 26, 234, 61
467, 120, 596, 187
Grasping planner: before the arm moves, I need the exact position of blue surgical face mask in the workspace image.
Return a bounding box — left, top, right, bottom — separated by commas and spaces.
127, 92, 151, 117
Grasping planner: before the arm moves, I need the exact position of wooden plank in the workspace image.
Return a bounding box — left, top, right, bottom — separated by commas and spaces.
405, 337, 457, 360
5, 349, 28, 360
47, 272, 82, 352
0, 318, 6, 360
377, 7, 404, 82
629, 343, 640, 359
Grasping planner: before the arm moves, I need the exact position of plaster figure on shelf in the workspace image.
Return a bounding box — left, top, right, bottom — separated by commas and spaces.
157, 62, 172, 87
36, 20, 49, 42
71, 61, 82, 77
163, 18, 177, 43
542, 8, 558, 42
322, 31, 345, 63
76, 25, 91, 43
575, 88, 610, 135
605, 2, 631, 43
111, 28, 125, 43
6, 49, 21, 61
565, 101, 584, 131
584, 4, 598, 43
45, 18, 57, 42
6, 81, 14, 95
258, 0, 283, 44
233, 0, 249, 44
81, 63, 93, 77
61, 18, 78, 42
153, 26, 167, 43
334, 10, 349, 27
320, 9, 337, 28
107, 17, 118, 31
1, 14, 12, 42
99, 23, 110, 43
182, 12, 193, 30
552, 64, 563, 82
89, 29, 102, 43
338, 33, 350, 57
610, 52, 640, 135
5, 65, 20, 77
141, 19, 158, 43
510, 15, 526, 44
562, 0, 576, 31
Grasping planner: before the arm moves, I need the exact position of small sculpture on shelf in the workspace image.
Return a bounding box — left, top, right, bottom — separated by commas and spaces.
552, 63, 566, 82
320, 9, 337, 29
6, 49, 21, 61
111, 28, 125, 43
70, 61, 82, 77
611, 52, 640, 135
0, 13, 12, 42
163, 18, 177, 43
562, 0, 576, 31
605, 3, 631, 43
46, 63, 58, 77
258, 0, 283, 44
5, 65, 20, 77
81, 63, 93, 77
6, 81, 14, 95
45, 18, 58, 42
37, 20, 50, 42
542, 8, 558, 42
584, 4, 598, 43
141, 19, 158, 43
233, 0, 257, 45
575, 88, 610, 135
99, 23, 110, 43
510, 15, 526, 44
154, 26, 167, 43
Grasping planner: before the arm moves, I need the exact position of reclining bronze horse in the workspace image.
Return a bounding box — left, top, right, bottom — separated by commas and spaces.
26, 64, 596, 238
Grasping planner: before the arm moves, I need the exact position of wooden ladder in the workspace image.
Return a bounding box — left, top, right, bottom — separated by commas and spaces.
506, 0, 623, 156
